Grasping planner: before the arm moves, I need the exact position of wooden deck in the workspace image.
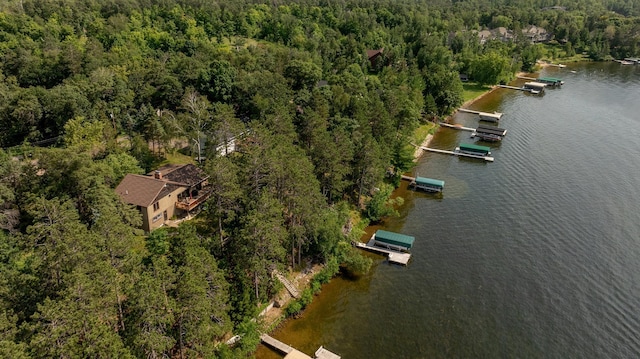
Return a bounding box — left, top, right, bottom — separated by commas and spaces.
420, 146, 494, 162
175, 190, 212, 211
354, 239, 412, 265
260, 334, 341, 359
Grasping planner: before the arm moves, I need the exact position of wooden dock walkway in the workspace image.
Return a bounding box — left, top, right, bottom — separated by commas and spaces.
517, 76, 537, 81
401, 175, 415, 182
497, 84, 530, 92
354, 239, 412, 265
420, 146, 494, 162
439, 122, 475, 132
261, 334, 297, 355
260, 334, 341, 359
457, 108, 503, 121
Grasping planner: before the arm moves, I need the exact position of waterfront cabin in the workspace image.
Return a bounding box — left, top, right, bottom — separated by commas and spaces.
537, 77, 564, 86
474, 125, 507, 141
411, 176, 445, 192
456, 143, 491, 156
523, 81, 547, 93
372, 230, 415, 252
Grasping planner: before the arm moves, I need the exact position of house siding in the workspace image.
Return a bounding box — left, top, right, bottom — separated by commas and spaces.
144, 187, 187, 232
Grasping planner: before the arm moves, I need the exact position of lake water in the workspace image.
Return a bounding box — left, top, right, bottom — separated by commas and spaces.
256, 62, 640, 358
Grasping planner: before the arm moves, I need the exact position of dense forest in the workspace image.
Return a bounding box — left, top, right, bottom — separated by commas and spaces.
1, 0, 639, 357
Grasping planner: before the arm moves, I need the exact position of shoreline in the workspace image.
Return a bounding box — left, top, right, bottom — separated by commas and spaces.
256, 61, 585, 355
256, 70, 523, 350
413, 132, 434, 160
442, 69, 539, 126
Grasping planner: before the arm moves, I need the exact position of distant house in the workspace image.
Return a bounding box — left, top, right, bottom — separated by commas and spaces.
366, 48, 384, 67
494, 27, 514, 42
477, 26, 549, 44
115, 164, 211, 232
476, 28, 514, 44
543, 5, 567, 11
459, 74, 469, 82
477, 29, 493, 45
522, 25, 551, 43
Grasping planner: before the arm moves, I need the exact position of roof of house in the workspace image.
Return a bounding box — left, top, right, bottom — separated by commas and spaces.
118, 164, 208, 207
161, 164, 208, 187
478, 29, 492, 39
366, 48, 384, 60
115, 174, 183, 207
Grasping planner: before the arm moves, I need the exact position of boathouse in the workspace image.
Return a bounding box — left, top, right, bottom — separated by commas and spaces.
457, 143, 491, 156
537, 77, 564, 86
411, 176, 445, 192
373, 230, 415, 251
474, 125, 507, 141
523, 81, 547, 93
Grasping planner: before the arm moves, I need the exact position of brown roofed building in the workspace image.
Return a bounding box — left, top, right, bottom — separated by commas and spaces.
116, 164, 210, 232
366, 48, 384, 67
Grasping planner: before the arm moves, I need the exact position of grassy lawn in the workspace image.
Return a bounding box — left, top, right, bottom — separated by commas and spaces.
403, 121, 438, 155
156, 151, 195, 167
540, 53, 591, 63
410, 122, 437, 145
462, 82, 492, 103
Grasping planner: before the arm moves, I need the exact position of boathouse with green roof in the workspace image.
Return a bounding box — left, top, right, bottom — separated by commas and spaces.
537, 77, 564, 86
373, 230, 415, 251
412, 176, 445, 192
457, 143, 491, 156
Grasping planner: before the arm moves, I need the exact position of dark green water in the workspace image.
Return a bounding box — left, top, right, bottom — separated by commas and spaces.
256, 62, 640, 358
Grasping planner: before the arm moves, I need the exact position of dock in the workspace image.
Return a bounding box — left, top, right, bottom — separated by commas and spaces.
472, 125, 507, 141
420, 146, 494, 162
354, 240, 412, 265
498, 84, 530, 92
401, 174, 416, 182
439, 122, 475, 132
518, 76, 564, 87
260, 334, 340, 359
457, 108, 503, 121
401, 175, 445, 192
497, 84, 544, 95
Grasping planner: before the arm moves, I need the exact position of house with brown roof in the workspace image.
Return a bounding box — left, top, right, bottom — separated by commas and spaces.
115, 164, 211, 232
366, 48, 384, 67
